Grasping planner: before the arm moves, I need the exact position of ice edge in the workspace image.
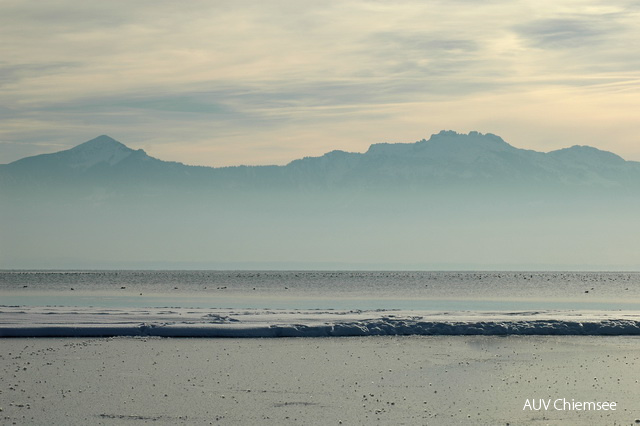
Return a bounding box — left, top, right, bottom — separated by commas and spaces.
3, 319, 640, 338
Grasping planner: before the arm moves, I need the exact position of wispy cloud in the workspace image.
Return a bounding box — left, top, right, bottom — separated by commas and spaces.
515, 17, 619, 49
1, 0, 640, 165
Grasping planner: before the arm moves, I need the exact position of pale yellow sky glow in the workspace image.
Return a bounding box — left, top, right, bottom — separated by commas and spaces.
1, 0, 640, 166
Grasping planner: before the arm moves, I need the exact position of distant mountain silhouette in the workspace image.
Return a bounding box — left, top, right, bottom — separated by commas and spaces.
1, 135, 191, 184
2, 130, 640, 195
4, 131, 640, 269
286, 131, 640, 189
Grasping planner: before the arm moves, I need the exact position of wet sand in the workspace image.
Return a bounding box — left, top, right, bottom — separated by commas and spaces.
1, 336, 640, 425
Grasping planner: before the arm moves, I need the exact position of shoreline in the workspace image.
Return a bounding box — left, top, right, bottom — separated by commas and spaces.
2, 306, 640, 337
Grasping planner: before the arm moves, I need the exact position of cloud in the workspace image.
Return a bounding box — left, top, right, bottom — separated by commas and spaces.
0, 61, 81, 88
2, 0, 640, 165
361, 32, 480, 77
515, 17, 619, 49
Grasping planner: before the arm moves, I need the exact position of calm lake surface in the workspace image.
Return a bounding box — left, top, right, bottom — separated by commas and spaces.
2, 270, 640, 311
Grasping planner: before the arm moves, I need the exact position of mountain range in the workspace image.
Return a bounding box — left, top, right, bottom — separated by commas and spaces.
3, 131, 640, 269
3, 131, 640, 196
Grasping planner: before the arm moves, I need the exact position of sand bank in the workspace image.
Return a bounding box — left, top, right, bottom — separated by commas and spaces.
1, 336, 640, 425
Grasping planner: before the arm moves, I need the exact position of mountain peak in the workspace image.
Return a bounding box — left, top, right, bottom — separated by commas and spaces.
71, 135, 128, 151
426, 130, 512, 150
64, 135, 139, 170
365, 130, 516, 159
548, 145, 625, 165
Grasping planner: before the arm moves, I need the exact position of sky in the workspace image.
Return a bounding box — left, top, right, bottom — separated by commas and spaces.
2, 0, 640, 167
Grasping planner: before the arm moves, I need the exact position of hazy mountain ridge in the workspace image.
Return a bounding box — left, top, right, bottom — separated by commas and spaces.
2, 131, 640, 195
4, 131, 640, 269
2, 135, 192, 181
283, 130, 640, 190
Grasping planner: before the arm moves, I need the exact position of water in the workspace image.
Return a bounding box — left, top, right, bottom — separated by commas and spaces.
2, 270, 640, 311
